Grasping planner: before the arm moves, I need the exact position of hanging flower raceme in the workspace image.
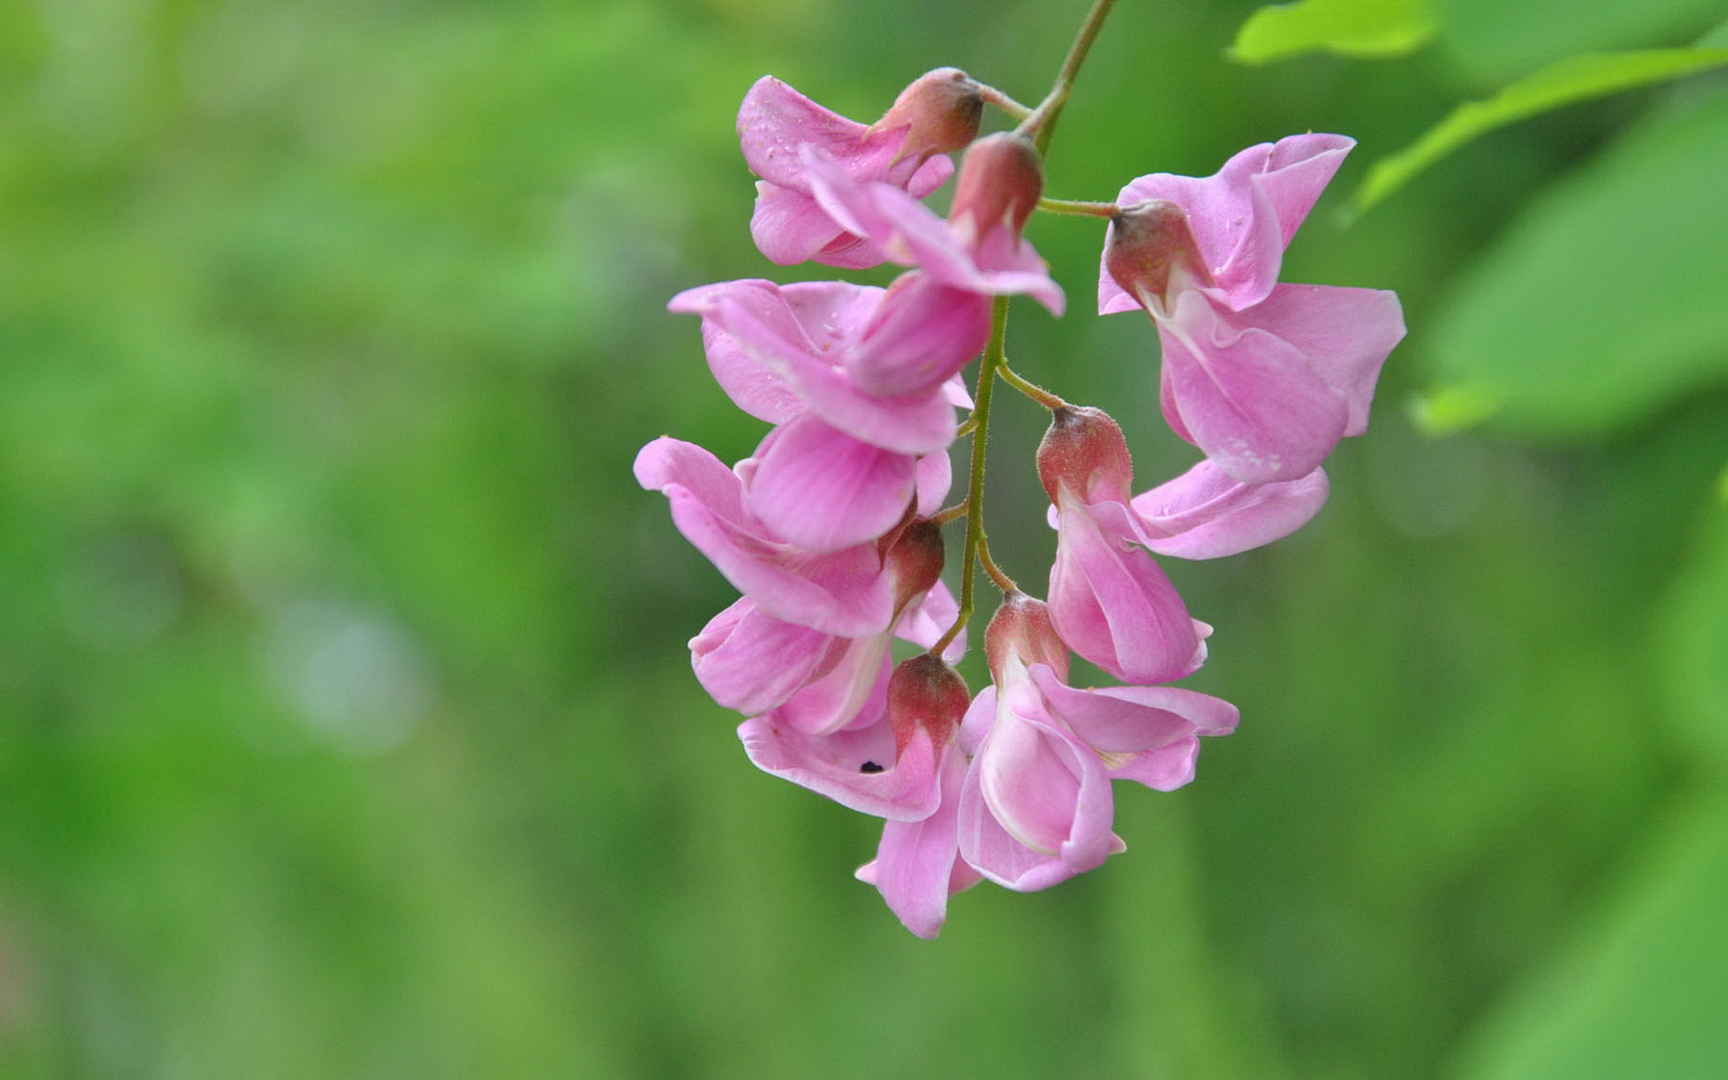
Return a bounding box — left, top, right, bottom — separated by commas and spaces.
642, 9, 1407, 938
1099, 135, 1407, 484
740, 68, 983, 268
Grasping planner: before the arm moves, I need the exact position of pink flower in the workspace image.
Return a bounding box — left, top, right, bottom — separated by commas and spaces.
803, 137, 1065, 316
739, 654, 970, 823
1036, 407, 1207, 684
739, 69, 981, 269
955, 594, 1238, 892
855, 742, 980, 939
797, 134, 1065, 397
1099, 135, 1406, 484
634, 436, 898, 636
693, 521, 963, 734
669, 278, 966, 551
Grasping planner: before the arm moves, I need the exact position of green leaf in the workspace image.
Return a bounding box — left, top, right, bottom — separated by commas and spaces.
1227, 0, 1435, 64
1657, 509, 1728, 769
1454, 795, 1728, 1080
1352, 48, 1728, 213
1421, 78, 1728, 435
1441, 0, 1725, 84
1408, 385, 1502, 436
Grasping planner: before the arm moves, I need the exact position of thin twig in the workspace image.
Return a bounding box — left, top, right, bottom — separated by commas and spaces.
997, 361, 1069, 410
1037, 196, 1118, 218
977, 534, 1019, 593
1016, 0, 1119, 156
931, 296, 1010, 658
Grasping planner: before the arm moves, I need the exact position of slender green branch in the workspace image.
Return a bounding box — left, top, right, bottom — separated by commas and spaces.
955, 415, 980, 438
931, 500, 970, 526
997, 361, 1069, 410
977, 534, 1019, 593
978, 83, 1034, 120
1017, 0, 1119, 156
1037, 196, 1118, 218
931, 296, 1011, 658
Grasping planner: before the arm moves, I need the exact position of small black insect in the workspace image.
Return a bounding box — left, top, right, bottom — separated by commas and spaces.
859, 760, 884, 774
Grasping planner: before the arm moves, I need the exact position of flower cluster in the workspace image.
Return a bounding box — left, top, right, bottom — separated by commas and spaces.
637, 59, 1404, 938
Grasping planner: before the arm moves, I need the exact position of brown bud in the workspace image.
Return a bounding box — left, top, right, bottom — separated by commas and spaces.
950, 132, 1044, 240
1105, 199, 1211, 309
874, 67, 983, 162
984, 592, 1070, 685
1036, 405, 1134, 506
887, 654, 971, 753
886, 518, 945, 613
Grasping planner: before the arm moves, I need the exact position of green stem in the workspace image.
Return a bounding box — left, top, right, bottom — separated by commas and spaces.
931, 296, 1011, 658
977, 534, 1019, 593
1017, 0, 1119, 156
997, 361, 1069, 410
978, 83, 1034, 120
1037, 196, 1118, 218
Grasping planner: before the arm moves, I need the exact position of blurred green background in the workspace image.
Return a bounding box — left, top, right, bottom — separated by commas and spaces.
3, 0, 1726, 1077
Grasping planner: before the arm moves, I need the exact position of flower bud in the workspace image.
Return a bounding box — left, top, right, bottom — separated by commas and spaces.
950, 132, 1044, 240
886, 518, 945, 613
984, 592, 1069, 685
1036, 405, 1133, 506
1104, 199, 1211, 309
887, 654, 970, 754
874, 67, 984, 162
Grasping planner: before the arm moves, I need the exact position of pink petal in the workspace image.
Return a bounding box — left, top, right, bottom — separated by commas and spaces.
914, 450, 951, 517
956, 681, 1117, 892
777, 631, 894, 735
747, 415, 917, 552
942, 374, 974, 409
1101, 134, 1354, 314
780, 280, 887, 350
1235, 284, 1405, 436
1047, 493, 1203, 684
853, 744, 972, 939
738, 709, 945, 821
969, 225, 1066, 316
898, 580, 965, 663
1037, 668, 1239, 744
736, 75, 881, 188
1027, 664, 1202, 752
1157, 290, 1349, 484
780, 353, 956, 457
633, 436, 750, 525
804, 146, 1063, 312
1110, 736, 1201, 791
637, 438, 894, 636
957, 684, 995, 756
906, 153, 956, 198
668, 278, 812, 423
812, 228, 893, 271
690, 599, 836, 715
1130, 460, 1329, 559
846, 275, 992, 397
750, 181, 857, 267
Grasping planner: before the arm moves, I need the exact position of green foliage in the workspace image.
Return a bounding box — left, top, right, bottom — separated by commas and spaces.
1441, 0, 1727, 83
1228, 0, 1436, 64
1454, 795, 1728, 1079
1658, 508, 1728, 769
1, 1, 1726, 1078
1420, 68, 1728, 434
1352, 48, 1728, 213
